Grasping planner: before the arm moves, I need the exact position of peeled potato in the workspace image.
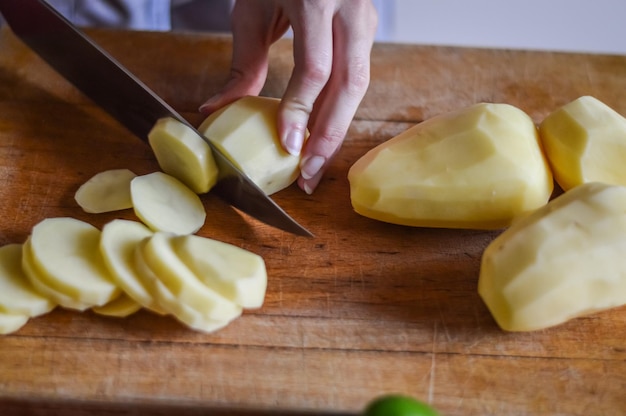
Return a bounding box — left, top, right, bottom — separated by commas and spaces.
478, 182, 626, 332
28, 217, 120, 308
99, 219, 165, 314
140, 232, 242, 322
539, 96, 626, 191
133, 239, 233, 333
198, 96, 306, 195
0, 243, 56, 317
130, 172, 206, 235
171, 234, 267, 308
0, 312, 29, 335
148, 117, 218, 194
348, 103, 554, 229
92, 293, 141, 318
75, 169, 137, 213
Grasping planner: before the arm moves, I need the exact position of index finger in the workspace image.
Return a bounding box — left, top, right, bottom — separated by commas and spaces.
199, 0, 289, 114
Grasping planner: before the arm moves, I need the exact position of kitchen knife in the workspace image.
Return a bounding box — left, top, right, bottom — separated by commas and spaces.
0, 0, 312, 237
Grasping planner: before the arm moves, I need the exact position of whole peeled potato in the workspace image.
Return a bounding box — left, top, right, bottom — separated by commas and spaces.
539, 95, 626, 191
348, 103, 553, 229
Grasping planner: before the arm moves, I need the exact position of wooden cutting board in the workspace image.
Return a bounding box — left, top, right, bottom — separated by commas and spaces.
0, 26, 625, 415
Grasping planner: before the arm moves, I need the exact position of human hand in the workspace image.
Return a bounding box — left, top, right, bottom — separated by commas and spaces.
199, 0, 378, 194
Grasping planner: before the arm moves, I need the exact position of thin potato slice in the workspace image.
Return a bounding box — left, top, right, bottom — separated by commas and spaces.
99, 219, 165, 314
131, 172, 206, 235
148, 117, 218, 194
0, 312, 29, 335
75, 169, 136, 213
0, 243, 56, 317
141, 232, 242, 322
172, 234, 267, 308
22, 238, 92, 311
133, 240, 232, 333
198, 96, 306, 195
479, 182, 626, 331
92, 293, 142, 318
29, 217, 120, 307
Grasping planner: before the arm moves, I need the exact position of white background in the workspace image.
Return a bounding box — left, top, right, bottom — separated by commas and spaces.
380, 0, 626, 55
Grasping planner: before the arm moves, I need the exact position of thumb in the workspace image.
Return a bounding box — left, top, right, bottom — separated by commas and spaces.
199, 1, 284, 114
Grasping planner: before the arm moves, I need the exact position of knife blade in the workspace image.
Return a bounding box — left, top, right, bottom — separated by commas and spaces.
0, 0, 312, 237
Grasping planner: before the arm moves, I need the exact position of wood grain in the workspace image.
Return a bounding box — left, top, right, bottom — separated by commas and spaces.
0, 26, 625, 415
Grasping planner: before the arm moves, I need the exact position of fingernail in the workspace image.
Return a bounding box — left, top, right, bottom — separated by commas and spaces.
199, 94, 220, 114
301, 155, 325, 180
284, 128, 305, 156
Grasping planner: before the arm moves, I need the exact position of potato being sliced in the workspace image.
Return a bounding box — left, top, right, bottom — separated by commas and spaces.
140, 232, 242, 322
478, 182, 626, 332
28, 217, 120, 307
171, 234, 267, 308
131, 172, 206, 235
148, 117, 218, 194
348, 103, 553, 229
0, 312, 29, 335
75, 169, 136, 213
0, 243, 56, 317
22, 238, 93, 311
92, 293, 142, 318
539, 96, 626, 191
198, 96, 306, 195
99, 219, 165, 314
133, 241, 232, 333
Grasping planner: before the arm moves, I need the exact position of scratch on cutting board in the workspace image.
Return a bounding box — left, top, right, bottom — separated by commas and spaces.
279, 233, 299, 254
436, 300, 453, 343
353, 261, 366, 291
427, 321, 437, 403
277, 280, 284, 309
27, 152, 54, 201
325, 291, 332, 316
21, 176, 54, 218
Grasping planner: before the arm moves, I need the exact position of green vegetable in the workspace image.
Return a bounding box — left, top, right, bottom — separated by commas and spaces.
364, 395, 440, 416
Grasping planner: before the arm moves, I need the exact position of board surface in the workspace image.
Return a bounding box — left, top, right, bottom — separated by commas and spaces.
0, 27, 625, 415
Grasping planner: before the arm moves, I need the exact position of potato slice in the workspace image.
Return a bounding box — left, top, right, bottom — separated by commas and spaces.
131, 172, 206, 235
133, 240, 232, 333
99, 219, 166, 314
0, 312, 29, 335
539, 96, 626, 191
28, 217, 120, 307
0, 243, 56, 317
348, 103, 553, 229
22, 238, 93, 311
171, 234, 267, 308
92, 293, 142, 318
148, 117, 218, 194
75, 169, 136, 213
198, 96, 306, 195
140, 232, 242, 322
478, 182, 626, 331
